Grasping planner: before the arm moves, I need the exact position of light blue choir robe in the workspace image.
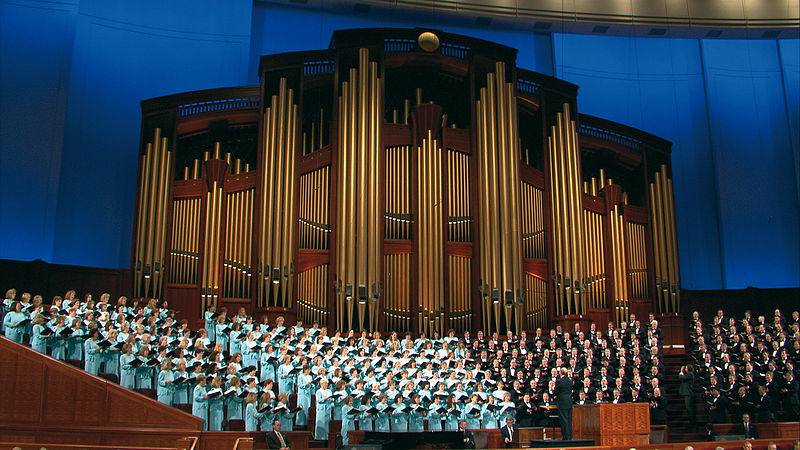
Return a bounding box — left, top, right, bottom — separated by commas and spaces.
498, 401, 516, 423
66, 328, 84, 360
119, 354, 137, 389
314, 388, 333, 440
204, 311, 216, 342
225, 387, 244, 422
408, 405, 425, 431
260, 351, 277, 381
215, 322, 228, 348
277, 363, 296, 395
84, 339, 100, 375
157, 369, 175, 405
296, 373, 314, 426
135, 361, 153, 389
444, 406, 461, 431
374, 402, 390, 432
241, 340, 260, 368
259, 402, 276, 432
192, 384, 209, 430
50, 326, 67, 360
341, 404, 356, 445
208, 391, 225, 431
172, 370, 190, 404
31, 324, 49, 354
101, 347, 120, 377
275, 401, 294, 432
390, 406, 408, 432
332, 389, 348, 420
245, 402, 264, 432
428, 405, 444, 431
481, 403, 500, 429
3, 311, 26, 343
463, 403, 482, 429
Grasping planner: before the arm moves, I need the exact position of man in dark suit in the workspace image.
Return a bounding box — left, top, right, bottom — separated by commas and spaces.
459, 419, 475, 449
679, 365, 696, 429
708, 388, 728, 424
735, 413, 759, 439
555, 367, 574, 440
265, 419, 290, 450
501, 416, 516, 448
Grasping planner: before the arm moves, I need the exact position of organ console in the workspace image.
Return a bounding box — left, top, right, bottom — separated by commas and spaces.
132, 28, 680, 335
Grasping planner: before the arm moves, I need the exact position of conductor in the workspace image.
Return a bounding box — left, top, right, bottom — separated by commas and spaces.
555, 368, 574, 440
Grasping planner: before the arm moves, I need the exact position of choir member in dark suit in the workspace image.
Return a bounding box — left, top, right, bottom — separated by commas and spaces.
555, 368, 574, 440
265, 419, 291, 449
501, 416, 516, 448
734, 413, 758, 440
459, 420, 475, 449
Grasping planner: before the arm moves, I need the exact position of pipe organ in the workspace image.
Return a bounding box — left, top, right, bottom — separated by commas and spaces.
134, 28, 680, 333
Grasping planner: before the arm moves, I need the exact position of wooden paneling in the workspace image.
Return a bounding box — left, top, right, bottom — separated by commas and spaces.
574, 402, 650, 447
0, 337, 203, 431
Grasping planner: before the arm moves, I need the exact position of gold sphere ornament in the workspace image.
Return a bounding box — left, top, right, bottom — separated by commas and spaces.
417, 32, 440, 52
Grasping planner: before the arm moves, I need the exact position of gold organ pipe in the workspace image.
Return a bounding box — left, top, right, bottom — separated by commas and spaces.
135, 146, 150, 297
667, 176, 680, 311
485, 76, 502, 333
654, 175, 668, 313
357, 52, 369, 332
155, 142, 172, 297
143, 131, 161, 298
336, 82, 346, 331
286, 102, 298, 307
477, 97, 491, 333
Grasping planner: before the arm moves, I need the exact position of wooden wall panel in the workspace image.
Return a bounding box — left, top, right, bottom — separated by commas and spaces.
0, 337, 203, 432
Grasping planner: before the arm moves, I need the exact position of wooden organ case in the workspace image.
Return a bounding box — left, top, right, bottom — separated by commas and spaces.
133, 29, 681, 335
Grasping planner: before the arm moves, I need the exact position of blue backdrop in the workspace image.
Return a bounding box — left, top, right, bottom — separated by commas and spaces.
1, 0, 797, 290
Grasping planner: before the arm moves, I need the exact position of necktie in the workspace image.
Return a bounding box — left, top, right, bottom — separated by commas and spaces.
277, 431, 286, 447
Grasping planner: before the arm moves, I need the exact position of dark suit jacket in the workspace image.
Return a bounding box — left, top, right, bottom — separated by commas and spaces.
265, 430, 290, 449
679, 371, 695, 396
461, 429, 475, 449
555, 376, 574, 409
735, 421, 758, 439
501, 424, 515, 447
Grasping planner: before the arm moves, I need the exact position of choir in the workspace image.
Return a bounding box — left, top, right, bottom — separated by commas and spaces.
3, 286, 798, 438
689, 309, 800, 423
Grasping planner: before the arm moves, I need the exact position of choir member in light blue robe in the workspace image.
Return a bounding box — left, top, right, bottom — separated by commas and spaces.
314, 379, 333, 440
275, 393, 294, 432
3, 302, 26, 343
50, 317, 67, 360
214, 316, 229, 349
389, 394, 409, 432
444, 396, 461, 431
119, 344, 137, 389
462, 394, 482, 429
244, 392, 264, 432
374, 394, 391, 432
204, 305, 217, 343
341, 396, 356, 445
481, 394, 500, 429
207, 376, 225, 431
192, 375, 209, 430
408, 394, 426, 431
225, 378, 245, 424
84, 329, 101, 375
157, 360, 176, 406
31, 314, 50, 354
278, 356, 296, 396
135, 346, 154, 389
66, 318, 84, 361
296, 365, 314, 427
172, 359, 191, 404
428, 396, 444, 431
